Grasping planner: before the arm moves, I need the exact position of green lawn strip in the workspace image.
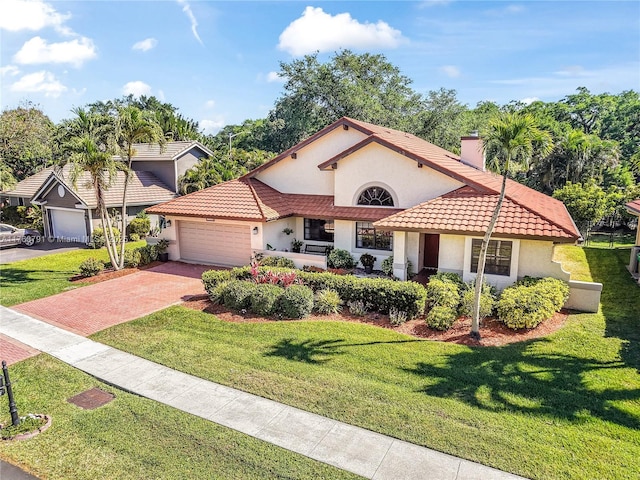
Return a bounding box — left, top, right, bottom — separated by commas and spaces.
93, 247, 640, 480
0, 241, 145, 306
0, 355, 361, 480
553, 244, 594, 282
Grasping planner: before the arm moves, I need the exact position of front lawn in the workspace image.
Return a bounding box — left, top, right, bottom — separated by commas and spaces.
0, 355, 360, 480
0, 241, 145, 306
93, 247, 640, 480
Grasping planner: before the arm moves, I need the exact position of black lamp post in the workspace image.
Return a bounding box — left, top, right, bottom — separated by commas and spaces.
0, 360, 20, 426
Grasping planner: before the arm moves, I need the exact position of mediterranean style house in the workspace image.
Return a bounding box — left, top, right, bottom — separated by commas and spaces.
1, 141, 212, 243
147, 117, 589, 297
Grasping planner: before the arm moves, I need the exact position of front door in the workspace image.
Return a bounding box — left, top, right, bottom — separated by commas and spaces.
423, 234, 440, 270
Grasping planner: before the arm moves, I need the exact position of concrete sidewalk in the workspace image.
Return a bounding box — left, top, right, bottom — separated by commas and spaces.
0, 306, 526, 480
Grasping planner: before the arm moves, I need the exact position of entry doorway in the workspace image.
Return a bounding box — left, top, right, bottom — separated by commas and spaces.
423, 234, 440, 271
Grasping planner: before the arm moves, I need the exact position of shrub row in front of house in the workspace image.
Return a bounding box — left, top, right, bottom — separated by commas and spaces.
202, 266, 427, 320
78, 244, 159, 277
424, 272, 569, 331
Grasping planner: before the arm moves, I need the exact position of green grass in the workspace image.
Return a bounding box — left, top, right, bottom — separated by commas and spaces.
93, 247, 640, 480
554, 244, 594, 281
0, 355, 360, 480
0, 241, 145, 306
584, 231, 636, 249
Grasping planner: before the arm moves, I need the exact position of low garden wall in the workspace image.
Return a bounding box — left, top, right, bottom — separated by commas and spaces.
564, 280, 602, 313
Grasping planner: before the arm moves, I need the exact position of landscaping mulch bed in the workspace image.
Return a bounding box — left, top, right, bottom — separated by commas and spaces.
182, 295, 568, 347
70, 261, 163, 283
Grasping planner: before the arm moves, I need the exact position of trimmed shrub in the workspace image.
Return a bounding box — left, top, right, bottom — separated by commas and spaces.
381, 256, 394, 276
91, 227, 121, 249
129, 233, 141, 242
459, 281, 496, 319
127, 217, 151, 237
275, 284, 314, 319
348, 300, 368, 316
426, 306, 458, 331
209, 281, 229, 305
314, 289, 342, 314
123, 249, 142, 268
202, 269, 234, 298
389, 308, 408, 326
137, 245, 158, 265
425, 278, 460, 310
430, 271, 463, 286
496, 277, 569, 330
260, 256, 296, 269
79, 257, 104, 277
222, 280, 257, 311
327, 248, 357, 269
250, 284, 284, 316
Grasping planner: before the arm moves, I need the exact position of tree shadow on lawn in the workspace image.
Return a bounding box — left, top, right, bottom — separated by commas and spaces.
0, 266, 73, 285
405, 340, 640, 429
265, 337, 422, 364
584, 248, 640, 373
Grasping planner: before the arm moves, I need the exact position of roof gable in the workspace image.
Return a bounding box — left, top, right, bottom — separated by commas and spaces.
626, 199, 640, 215
124, 141, 213, 162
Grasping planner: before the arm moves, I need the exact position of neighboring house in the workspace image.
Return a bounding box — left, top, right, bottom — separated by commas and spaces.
0, 141, 212, 242
625, 199, 640, 282
147, 117, 587, 295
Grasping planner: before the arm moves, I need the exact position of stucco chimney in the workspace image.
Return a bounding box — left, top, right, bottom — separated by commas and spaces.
460, 132, 485, 171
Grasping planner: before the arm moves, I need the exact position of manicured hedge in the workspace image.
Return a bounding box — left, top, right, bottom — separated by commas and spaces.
276, 284, 314, 319
496, 277, 569, 329
259, 256, 296, 269
202, 266, 427, 319
250, 284, 284, 316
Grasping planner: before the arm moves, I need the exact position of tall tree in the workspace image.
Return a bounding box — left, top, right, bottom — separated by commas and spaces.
264, 50, 426, 151
0, 102, 54, 180
0, 160, 17, 191
471, 113, 553, 339
418, 88, 468, 153
113, 105, 165, 268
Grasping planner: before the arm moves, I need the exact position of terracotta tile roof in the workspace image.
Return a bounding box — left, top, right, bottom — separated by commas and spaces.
626, 199, 640, 215
2, 166, 56, 198
123, 141, 213, 161
374, 187, 579, 242
147, 178, 402, 222
33, 164, 176, 209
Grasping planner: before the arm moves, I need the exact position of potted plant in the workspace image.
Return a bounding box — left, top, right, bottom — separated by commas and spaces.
360, 253, 376, 274
282, 227, 294, 236
291, 238, 303, 253
156, 238, 170, 262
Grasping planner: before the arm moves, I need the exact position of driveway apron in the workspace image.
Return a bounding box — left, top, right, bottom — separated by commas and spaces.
13, 262, 211, 335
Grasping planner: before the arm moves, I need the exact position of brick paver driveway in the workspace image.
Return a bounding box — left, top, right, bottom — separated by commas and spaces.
14, 262, 213, 335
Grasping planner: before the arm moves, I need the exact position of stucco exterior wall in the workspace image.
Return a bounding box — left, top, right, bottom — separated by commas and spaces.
262, 218, 297, 252
333, 143, 464, 208
255, 128, 368, 195
175, 151, 205, 187
518, 240, 570, 281
438, 234, 465, 275
40, 181, 82, 208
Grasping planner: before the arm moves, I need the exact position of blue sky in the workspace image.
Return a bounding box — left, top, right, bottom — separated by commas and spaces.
1, 0, 638, 134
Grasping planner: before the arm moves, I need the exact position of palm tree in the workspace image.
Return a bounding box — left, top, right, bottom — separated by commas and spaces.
65, 133, 125, 268
178, 157, 223, 194
114, 105, 165, 268
471, 113, 553, 339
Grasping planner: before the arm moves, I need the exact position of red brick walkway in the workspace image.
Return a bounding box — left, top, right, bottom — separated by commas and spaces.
0, 334, 40, 365
14, 262, 212, 336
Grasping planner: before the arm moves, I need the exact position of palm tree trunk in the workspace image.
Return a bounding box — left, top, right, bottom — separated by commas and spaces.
95, 182, 119, 268
471, 169, 509, 339
118, 149, 133, 269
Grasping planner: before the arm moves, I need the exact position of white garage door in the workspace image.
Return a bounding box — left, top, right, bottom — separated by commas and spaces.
178, 221, 251, 266
50, 209, 87, 241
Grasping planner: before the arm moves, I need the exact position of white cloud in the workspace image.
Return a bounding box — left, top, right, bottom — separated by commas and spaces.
439, 65, 461, 78
278, 6, 405, 56
0, 65, 20, 77
132, 38, 157, 52
10, 70, 67, 97
554, 65, 589, 77
157, 89, 166, 101
122, 81, 152, 97
204, 100, 216, 109
176, 0, 203, 45
0, 0, 72, 34
520, 97, 540, 105
266, 71, 284, 83
200, 118, 225, 135
14, 36, 97, 68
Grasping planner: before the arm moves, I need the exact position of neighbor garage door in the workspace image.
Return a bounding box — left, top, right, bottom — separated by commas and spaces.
50, 209, 87, 241
178, 221, 251, 266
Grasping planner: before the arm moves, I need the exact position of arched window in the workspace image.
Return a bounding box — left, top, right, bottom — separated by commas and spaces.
357, 186, 394, 206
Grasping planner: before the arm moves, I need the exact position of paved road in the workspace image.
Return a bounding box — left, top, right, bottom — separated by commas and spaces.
0, 460, 40, 480
0, 240, 85, 263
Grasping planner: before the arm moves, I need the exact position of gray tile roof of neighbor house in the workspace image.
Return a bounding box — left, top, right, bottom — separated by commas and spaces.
125, 141, 213, 161
2, 166, 56, 198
